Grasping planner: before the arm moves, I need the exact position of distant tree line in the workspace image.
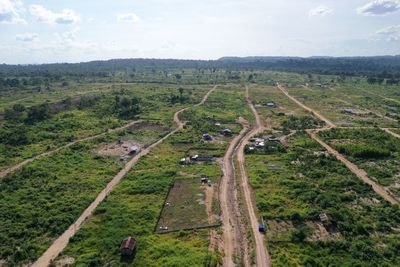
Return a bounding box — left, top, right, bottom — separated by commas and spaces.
2, 56, 400, 79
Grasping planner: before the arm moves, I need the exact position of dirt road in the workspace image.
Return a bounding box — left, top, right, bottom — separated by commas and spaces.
383, 128, 400, 139
0, 120, 145, 179
32, 85, 217, 267
277, 83, 336, 128
219, 124, 250, 267
309, 131, 399, 205
277, 84, 398, 205
235, 85, 271, 267
2, 86, 219, 180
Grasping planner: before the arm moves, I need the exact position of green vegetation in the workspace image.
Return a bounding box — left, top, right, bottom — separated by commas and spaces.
319, 128, 400, 188
281, 115, 324, 131
0, 84, 208, 171
246, 133, 400, 266
0, 124, 168, 266
1, 62, 400, 267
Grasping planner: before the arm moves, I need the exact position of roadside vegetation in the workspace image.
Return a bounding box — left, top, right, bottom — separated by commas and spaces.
54, 85, 250, 266
246, 132, 400, 266
0, 84, 208, 171
0, 118, 171, 266
318, 128, 400, 197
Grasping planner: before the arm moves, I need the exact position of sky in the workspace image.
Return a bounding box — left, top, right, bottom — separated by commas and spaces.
0, 0, 400, 64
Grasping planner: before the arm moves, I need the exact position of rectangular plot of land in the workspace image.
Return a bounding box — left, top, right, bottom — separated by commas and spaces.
155, 178, 219, 233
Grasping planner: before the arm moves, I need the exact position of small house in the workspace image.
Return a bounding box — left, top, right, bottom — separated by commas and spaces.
266, 102, 276, 108
343, 108, 353, 114
221, 129, 233, 136
202, 134, 213, 141
268, 135, 280, 142
207, 179, 212, 186
319, 213, 332, 224
191, 154, 214, 162
130, 145, 139, 154
120, 236, 136, 256
201, 177, 208, 184
251, 138, 265, 143
179, 158, 187, 165
255, 141, 265, 148
215, 122, 221, 127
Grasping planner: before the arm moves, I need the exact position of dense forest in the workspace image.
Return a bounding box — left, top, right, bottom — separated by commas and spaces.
1, 56, 400, 79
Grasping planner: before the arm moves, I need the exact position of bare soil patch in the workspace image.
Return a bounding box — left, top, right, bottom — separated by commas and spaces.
95, 140, 141, 161
307, 222, 341, 241
55, 256, 75, 267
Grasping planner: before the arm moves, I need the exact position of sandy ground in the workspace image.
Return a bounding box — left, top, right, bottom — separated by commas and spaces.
31, 85, 218, 267
96, 140, 141, 161
219, 123, 249, 267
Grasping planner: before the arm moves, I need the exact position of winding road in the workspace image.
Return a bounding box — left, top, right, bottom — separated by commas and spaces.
32, 85, 217, 267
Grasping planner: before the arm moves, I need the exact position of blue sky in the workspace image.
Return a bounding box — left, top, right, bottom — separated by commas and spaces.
0, 0, 400, 64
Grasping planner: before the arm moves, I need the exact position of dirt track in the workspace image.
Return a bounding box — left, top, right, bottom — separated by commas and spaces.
276, 84, 398, 205
235, 85, 271, 267
309, 131, 399, 205
219, 124, 249, 267
0, 120, 144, 179
383, 128, 400, 139
31, 85, 217, 267
277, 83, 336, 128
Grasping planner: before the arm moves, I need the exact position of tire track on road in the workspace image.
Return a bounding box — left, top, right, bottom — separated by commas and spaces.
235, 85, 271, 267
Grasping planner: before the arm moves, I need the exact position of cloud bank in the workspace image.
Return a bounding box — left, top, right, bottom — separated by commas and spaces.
30, 4, 79, 25
309, 6, 333, 17
0, 0, 25, 24
358, 0, 400, 15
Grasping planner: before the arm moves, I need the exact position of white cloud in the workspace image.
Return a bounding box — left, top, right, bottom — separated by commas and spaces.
358, 0, 400, 15
16, 32, 39, 41
0, 0, 25, 24
29, 4, 79, 25
309, 6, 333, 17
376, 25, 400, 41
117, 13, 140, 23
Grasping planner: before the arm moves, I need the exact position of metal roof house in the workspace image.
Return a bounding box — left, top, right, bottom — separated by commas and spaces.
190, 154, 214, 162
120, 236, 137, 256
221, 129, 233, 136
202, 134, 213, 141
